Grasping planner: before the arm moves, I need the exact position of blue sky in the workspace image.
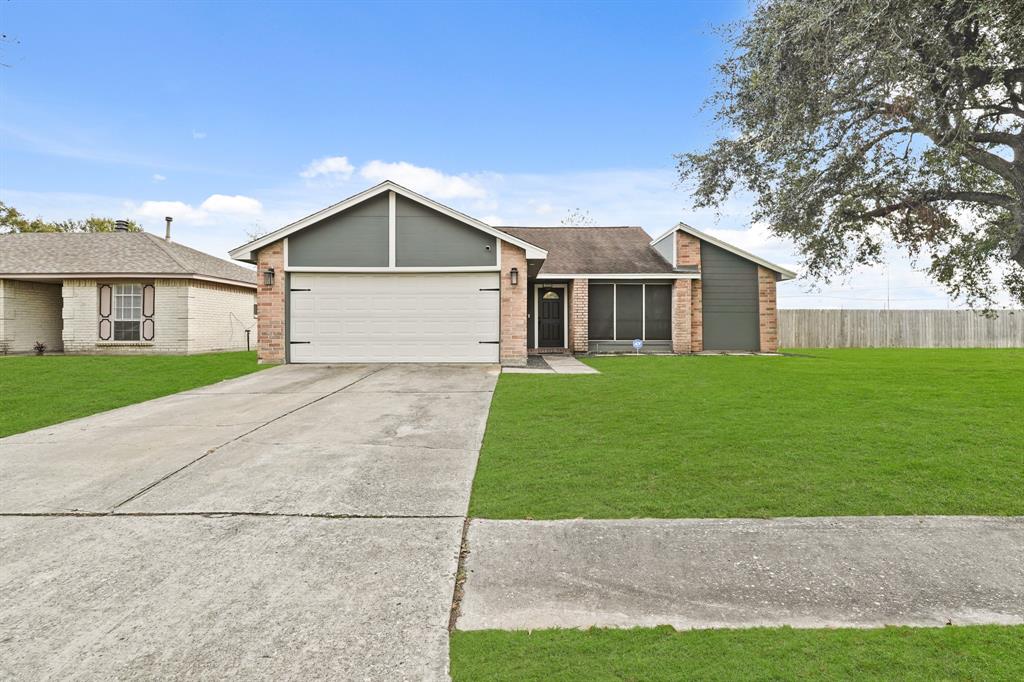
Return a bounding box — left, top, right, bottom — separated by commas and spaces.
1, 1, 980, 308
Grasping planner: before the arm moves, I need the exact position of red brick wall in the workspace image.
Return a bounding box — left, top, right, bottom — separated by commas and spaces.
758, 266, 779, 353
569, 278, 588, 353
255, 241, 285, 364
691, 280, 704, 352
676, 230, 702, 269
500, 242, 528, 365
675, 231, 703, 353
671, 278, 692, 354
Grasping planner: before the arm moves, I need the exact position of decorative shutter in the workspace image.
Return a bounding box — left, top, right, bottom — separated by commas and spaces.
142, 285, 155, 341
98, 285, 112, 340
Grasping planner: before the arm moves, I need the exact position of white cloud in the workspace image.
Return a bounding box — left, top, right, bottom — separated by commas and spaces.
128, 193, 262, 227
152, 174, 166, 182
300, 155, 355, 180
479, 215, 504, 225
200, 194, 263, 215
192, 131, 207, 140
359, 160, 487, 199
134, 200, 205, 222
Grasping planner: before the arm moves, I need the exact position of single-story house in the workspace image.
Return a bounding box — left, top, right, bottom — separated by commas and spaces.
229, 181, 795, 366
0, 228, 257, 354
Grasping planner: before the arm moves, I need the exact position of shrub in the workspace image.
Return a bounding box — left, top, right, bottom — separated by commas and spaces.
33, 341, 47, 356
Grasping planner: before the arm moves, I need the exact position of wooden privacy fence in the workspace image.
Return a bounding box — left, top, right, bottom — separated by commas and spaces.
779, 309, 1024, 348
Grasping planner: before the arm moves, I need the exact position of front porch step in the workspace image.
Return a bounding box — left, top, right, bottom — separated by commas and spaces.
528, 347, 570, 355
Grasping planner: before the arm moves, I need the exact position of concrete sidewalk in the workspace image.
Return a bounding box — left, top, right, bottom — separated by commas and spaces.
457, 516, 1024, 631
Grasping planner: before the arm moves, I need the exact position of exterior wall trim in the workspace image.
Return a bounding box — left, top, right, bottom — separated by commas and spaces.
283, 266, 502, 273
537, 273, 699, 280
0, 272, 256, 289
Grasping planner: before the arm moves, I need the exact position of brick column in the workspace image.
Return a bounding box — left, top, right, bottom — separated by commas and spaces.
671, 278, 692, 354
255, 241, 285, 364
676, 231, 701, 267
499, 241, 527, 366
676, 230, 703, 352
758, 266, 779, 353
690, 280, 703, 352
569, 278, 588, 353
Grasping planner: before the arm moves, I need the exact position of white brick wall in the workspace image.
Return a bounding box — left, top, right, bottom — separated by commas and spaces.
0, 279, 64, 353
61, 278, 254, 355
185, 280, 256, 353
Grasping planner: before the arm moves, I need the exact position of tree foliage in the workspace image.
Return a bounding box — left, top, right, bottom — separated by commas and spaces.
561, 208, 597, 226
0, 201, 141, 234
678, 0, 1024, 306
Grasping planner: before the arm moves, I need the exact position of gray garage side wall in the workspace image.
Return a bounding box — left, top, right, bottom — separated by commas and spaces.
287, 193, 389, 267
700, 242, 760, 351
395, 196, 497, 267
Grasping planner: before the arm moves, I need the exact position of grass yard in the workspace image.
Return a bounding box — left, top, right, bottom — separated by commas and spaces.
0, 352, 265, 438
450, 625, 1024, 681
469, 349, 1024, 518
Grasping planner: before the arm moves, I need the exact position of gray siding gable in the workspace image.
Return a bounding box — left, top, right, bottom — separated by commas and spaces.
395, 196, 496, 267
700, 241, 760, 351
652, 235, 673, 265
287, 192, 389, 267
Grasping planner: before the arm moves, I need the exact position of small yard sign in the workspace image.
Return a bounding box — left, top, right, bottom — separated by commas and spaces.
632, 338, 643, 355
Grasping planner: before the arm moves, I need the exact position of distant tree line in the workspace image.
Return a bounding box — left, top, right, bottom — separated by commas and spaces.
0, 201, 141, 234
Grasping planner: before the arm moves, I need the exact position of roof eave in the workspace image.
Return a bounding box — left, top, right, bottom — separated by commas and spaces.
0, 272, 257, 288
651, 223, 797, 280
229, 180, 547, 262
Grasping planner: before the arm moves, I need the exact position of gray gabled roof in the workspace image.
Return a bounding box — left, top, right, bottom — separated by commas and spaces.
0, 231, 257, 287
650, 222, 797, 280
496, 226, 677, 275
229, 180, 547, 262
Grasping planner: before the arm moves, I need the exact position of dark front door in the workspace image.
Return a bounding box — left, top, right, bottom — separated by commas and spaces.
537, 287, 564, 347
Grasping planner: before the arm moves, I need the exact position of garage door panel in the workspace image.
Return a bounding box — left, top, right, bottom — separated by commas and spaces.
289, 273, 499, 363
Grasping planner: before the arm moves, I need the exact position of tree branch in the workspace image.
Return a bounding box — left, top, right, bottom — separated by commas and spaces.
855, 190, 1016, 220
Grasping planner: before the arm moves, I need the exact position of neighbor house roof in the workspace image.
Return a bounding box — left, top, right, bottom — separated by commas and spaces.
495, 226, 690, 278
0, 231, 257, 287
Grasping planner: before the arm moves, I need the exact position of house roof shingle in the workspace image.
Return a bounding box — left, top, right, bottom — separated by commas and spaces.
495, 226, 676, 275
0, 231, 257, 286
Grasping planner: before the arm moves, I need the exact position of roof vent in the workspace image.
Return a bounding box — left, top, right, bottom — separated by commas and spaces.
114, 220, 130, 232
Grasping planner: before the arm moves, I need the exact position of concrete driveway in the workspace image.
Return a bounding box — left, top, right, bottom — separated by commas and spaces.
0, 363, 498, 680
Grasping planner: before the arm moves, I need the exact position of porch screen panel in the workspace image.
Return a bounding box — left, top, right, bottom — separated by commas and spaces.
616, 285, 643, 340
588, 284, 615, 339
644, 284, 672, 340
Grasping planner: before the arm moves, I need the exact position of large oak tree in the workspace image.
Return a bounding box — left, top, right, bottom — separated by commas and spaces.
678, 0, 1024, 306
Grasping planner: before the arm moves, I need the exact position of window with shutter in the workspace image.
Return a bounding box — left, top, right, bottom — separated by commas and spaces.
98, 285, 112, 340
113, 284, 143, 340
142, 285, 155, 340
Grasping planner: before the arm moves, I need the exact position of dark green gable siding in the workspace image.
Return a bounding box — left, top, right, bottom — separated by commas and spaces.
701, 241, 760, 351
395, 196, 497, 267
287, 193, 389, 267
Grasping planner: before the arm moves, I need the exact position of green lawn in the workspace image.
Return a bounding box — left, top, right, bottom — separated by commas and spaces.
469, 349, 1024, 518
0, 352, 266, 438
450, 625, 1024, 681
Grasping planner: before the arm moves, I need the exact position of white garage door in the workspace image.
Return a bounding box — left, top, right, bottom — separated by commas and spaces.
289, 272, 500, 363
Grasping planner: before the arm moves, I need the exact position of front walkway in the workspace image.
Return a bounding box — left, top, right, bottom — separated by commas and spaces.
1, 363, 499, 680
456, 516, 1024, 631
503, 354, 599, 374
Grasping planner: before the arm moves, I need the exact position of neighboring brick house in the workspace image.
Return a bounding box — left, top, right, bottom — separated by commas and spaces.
0, 230, 257, 355
230, 180, 795, 366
